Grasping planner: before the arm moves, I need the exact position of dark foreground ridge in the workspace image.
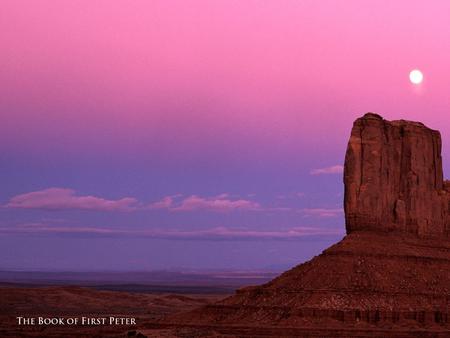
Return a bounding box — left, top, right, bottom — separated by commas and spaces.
150, 113, 450, 337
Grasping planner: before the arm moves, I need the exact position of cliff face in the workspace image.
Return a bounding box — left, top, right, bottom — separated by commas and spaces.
344, 113, 450, 237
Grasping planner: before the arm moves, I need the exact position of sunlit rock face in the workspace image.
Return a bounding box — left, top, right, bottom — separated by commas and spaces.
344, 113, 450, 237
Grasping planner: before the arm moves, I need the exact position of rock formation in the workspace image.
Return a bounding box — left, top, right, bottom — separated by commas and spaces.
344, 113, 450, 237
152, 113, 450, 337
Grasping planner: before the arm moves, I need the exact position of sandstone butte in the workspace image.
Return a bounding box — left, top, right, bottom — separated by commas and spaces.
152, 113, 450, 337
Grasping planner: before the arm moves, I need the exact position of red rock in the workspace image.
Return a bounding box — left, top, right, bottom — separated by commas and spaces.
155, 113, 450, 337
344, 113, 449, 237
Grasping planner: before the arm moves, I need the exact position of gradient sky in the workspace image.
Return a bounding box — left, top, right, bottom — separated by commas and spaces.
1, 0, 450, 271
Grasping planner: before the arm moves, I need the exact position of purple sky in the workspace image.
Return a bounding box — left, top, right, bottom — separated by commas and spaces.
1, 0, 450, 271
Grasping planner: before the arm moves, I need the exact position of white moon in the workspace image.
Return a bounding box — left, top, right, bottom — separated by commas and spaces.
409, 69, 423, 84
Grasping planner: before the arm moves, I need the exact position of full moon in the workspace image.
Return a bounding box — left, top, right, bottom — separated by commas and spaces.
409, 69, 423, 84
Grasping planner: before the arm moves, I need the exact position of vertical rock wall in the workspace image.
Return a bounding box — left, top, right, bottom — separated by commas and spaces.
344, 113, 450, 237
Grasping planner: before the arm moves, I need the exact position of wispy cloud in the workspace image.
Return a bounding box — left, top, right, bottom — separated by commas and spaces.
5, 188, 313, 215
0, 223, 342, 241
301, 208, 344, 218
310, 165, 344, 175
5, 188, 139, 212
4, 189, 261, 214
172, 195, 261, 212
148, 196, 174, 210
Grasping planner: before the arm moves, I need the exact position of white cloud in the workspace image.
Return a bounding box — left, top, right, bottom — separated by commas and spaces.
301, 208, 344, 218
310, 165, 344, 175
172, 195, 261, 212
0, 223, 342, 240
5, 188, 139, 212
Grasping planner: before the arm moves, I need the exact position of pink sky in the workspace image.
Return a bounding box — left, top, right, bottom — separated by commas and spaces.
2, 0, 450, 162
1, 1, 450, 270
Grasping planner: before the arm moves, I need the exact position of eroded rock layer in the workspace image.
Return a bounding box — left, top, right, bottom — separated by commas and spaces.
166, 232, 450, 336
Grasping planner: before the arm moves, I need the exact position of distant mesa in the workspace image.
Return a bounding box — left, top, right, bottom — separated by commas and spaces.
154, 113, 450, 337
